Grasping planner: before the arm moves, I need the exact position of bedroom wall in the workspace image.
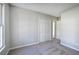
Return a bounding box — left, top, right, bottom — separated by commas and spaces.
60, 6, 79, 51
10, 6, 56, 49
56, 17, 61, 39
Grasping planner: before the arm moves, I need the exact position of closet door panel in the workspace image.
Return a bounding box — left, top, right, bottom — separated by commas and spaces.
38, 19, 46, 42
38, 16, 51, 42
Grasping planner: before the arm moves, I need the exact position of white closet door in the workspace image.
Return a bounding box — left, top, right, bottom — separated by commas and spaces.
38, 17, 51, 42
38, 19, 46, 42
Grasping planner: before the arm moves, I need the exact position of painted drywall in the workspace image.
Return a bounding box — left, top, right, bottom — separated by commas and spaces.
52, 19, 56, 38
11, 3, 79, 17
0, 4, 10, 55
56, 17, 61, 39
50, 17, 57, 39
10, 6, 55, 49
60, 6, 79, 51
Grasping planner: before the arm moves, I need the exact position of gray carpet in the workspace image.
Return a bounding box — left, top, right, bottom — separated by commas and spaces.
8, 39, 79, 55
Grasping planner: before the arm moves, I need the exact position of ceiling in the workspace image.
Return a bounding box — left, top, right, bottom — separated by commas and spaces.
11, 3, 79, 17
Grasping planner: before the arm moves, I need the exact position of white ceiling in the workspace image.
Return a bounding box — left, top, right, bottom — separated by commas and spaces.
11, 3, 79, 17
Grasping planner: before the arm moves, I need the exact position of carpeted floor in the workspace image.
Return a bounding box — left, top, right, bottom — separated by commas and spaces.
8, 39, 79, 55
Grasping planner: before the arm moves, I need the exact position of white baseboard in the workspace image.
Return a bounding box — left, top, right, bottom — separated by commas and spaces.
9, 42, 39, 50
61, 42, 79, 52
9, 39, 52, 50
0, 46, 5, 53
0, 46, 10, 55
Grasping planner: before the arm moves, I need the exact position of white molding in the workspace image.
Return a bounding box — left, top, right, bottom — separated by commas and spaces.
61, 42, 79, 52
9, 40, 51, 50
0, 46, 5, 53
9, 42, 39, 50
1, 42, 40, 55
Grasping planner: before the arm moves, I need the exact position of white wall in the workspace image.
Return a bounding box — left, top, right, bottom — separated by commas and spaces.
51, 17, 57, 39
56, 17, 61, 39
0, 4, 10, 55
10, 6, 54, 49
60, 6, 79, 51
